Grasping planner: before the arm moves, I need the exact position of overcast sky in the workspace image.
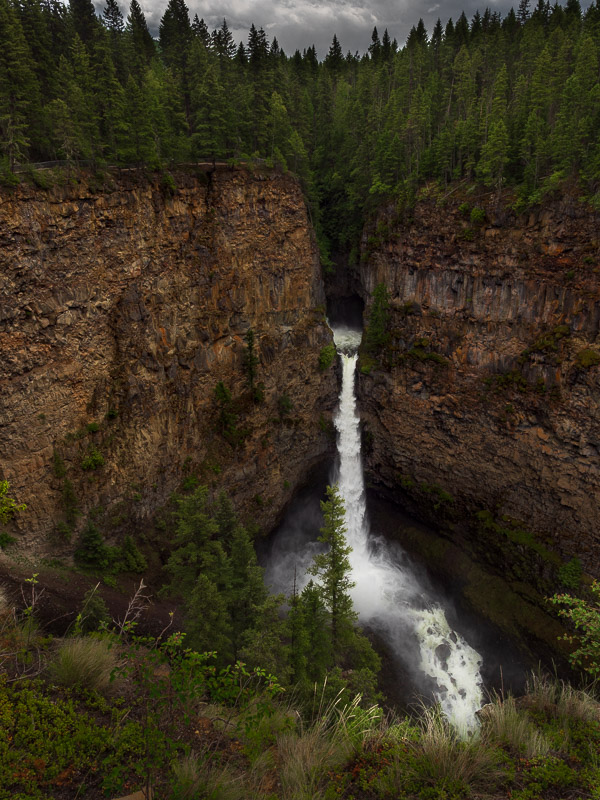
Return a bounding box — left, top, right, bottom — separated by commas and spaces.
120, 0, 595, 58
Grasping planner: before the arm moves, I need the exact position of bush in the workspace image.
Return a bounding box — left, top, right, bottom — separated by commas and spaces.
117, 535, 147, 573
318, 344, 336, 371
50, 636, 118, 693
81, 446, 105, 471
558, 558, 583, 590
470, 206, 486, 224
576, 349, 600, 369
550, 581, 600, 677
74, 521, 110, 570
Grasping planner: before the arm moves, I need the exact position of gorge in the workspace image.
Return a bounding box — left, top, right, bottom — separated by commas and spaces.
1, 166, 599, 706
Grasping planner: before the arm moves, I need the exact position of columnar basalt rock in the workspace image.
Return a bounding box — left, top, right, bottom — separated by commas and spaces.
358, 192, 600, 576
0, 167, 337, 553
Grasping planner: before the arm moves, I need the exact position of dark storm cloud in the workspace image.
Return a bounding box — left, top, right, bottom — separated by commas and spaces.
129, 0, 593, 57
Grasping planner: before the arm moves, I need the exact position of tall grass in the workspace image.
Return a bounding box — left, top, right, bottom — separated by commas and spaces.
415, 705, 505, 787
527, 672, 600, 724
50, 636, 118, 693
277, 685, 380, 800
480, 693, 550, 758
170, 752, 244, 800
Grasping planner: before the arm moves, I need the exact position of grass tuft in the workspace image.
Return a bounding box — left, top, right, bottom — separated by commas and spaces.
480, 693, 550, 757
50, 635, 119, 693
170, 752, 244, 800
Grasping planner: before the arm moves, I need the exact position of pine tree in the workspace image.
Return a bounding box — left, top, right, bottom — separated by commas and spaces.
70, 0, 99, 46
125, 0, 155, 70
0, 0, 39, 170
308, 485, 357, 655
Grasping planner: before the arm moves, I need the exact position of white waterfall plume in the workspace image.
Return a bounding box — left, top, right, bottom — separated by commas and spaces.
265, 324, 484, 733
332, 326, 483, 734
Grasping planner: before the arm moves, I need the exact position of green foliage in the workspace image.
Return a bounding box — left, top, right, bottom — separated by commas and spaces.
86, 422, 100, 433
318, 343, 336, 371
363, 284, 390, 355
74, 521, 110, 570
165, 489, 270, 664
50, 636, 118, 693
577, 349, 600, 368
277, 393, 293, 416
81, 446, 105, 471
0, 480, 26, 525
308, 485, 357, 655
0, 531, 16, 549
116, 535, 147, 573
470, 206, 486, 224
558, 558, 583, 590
213, 381, 246, 446
550, 580, 600, 677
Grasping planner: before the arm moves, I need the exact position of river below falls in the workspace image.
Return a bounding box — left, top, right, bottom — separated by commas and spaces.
259, 324, 530, 732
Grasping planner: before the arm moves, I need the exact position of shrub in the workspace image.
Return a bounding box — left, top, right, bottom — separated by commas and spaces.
0, 531, 16, 549
278, 393, 293, 416
318, 344, 336, 371
74, 521, 110, 570
558, 558, 583, 590
50, 636, 118, 693
470, 206, 486, 224
576, 349, 600, 369
550, 581, 600, 677
0, 480, 26, 524
117, 535, 147, 573
86, 422, 100, 433
81, 446, 105, 471
458, 202, 471, 217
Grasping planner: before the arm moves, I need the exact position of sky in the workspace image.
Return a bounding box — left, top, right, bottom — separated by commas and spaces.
120, 0, 595, 58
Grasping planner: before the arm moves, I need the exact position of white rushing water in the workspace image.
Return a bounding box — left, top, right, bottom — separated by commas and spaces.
332, 325, 484, 734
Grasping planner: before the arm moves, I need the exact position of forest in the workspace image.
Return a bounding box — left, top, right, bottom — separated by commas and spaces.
1, 0, 600, 259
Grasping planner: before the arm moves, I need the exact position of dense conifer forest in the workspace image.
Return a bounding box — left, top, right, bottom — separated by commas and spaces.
1, 0, 600, 257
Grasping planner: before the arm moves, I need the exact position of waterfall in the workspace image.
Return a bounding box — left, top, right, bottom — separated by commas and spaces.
264, 325, 484, 734
332, 325, 484, 734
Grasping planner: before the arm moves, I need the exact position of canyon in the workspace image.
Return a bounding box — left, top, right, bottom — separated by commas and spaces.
1, 169, 599, 638
0, 167, 337, 555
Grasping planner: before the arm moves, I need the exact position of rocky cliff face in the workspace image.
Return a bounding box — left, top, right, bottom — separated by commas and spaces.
0, 167, 337, 554
358, 189, 600, 580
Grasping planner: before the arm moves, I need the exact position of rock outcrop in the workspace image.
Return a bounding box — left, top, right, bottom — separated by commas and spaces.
0, 167, 337, 554
358, 189, 600, 578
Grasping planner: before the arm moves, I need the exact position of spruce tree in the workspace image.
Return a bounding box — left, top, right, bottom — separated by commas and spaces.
308, 485, 357, 656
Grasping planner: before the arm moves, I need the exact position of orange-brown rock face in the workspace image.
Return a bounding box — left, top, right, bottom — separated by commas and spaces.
0, 167, 337, 553
358, 192, 600, 575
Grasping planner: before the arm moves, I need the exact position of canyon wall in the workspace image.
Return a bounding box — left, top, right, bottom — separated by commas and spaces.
358, 188, 600, 580
0, 167, 337, 555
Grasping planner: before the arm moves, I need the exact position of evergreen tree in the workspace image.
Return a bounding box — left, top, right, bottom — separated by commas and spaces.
125, 0, 155, 69
308, 485, 357, 655
0, 0, 38, 170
